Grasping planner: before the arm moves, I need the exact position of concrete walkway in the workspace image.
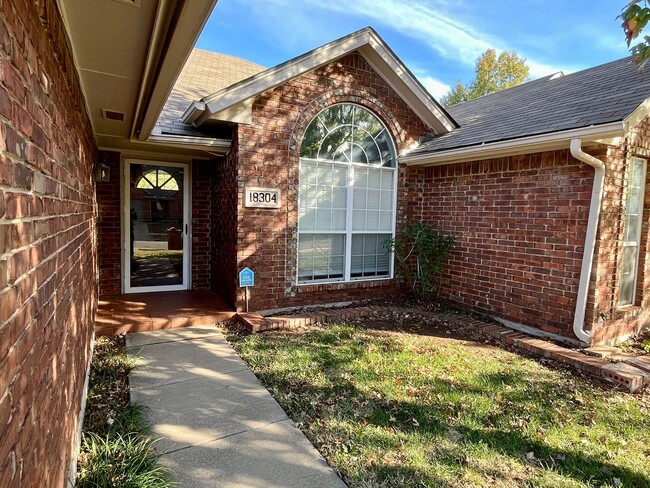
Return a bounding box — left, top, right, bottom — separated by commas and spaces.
126, 325, 347, 488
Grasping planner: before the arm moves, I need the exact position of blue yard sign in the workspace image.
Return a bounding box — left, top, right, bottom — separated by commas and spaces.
239, 267, 255, 287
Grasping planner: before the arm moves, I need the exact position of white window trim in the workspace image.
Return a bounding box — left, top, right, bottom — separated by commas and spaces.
296, 156, 398, 286
618, 156, 647, 307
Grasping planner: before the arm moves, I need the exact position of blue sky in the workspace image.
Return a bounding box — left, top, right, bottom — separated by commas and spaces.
197, 1, 631, 99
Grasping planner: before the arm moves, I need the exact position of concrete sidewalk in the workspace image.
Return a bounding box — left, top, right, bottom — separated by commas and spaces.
126, 325, 347, 488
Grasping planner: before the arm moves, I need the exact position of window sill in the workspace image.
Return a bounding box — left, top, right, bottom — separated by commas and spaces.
615, 304, 642, 313
296, 276, 393, 287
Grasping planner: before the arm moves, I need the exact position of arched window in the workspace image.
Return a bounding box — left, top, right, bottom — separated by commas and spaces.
298, 104, 397, 283
136, 169, 179, 191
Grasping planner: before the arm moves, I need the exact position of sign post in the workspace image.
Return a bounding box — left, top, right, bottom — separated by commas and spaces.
238, 267, 255, 312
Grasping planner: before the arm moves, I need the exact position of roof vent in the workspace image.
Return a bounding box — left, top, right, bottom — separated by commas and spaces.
102, 109, 125, 122
549, 72, 564, 80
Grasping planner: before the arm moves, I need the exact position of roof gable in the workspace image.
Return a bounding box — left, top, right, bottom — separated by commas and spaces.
183, 27, 457, 135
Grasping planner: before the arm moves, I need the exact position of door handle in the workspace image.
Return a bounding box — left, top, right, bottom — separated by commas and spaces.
185, 223, 188, 234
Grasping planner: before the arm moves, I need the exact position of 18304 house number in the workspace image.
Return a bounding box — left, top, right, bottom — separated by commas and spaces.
244, 187, 281, 208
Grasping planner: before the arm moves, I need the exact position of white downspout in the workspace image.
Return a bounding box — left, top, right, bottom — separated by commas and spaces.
569, 138, 605, 344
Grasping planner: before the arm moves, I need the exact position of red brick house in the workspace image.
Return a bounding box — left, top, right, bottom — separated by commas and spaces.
96, 28, 650, 349
2, 0, 650, 485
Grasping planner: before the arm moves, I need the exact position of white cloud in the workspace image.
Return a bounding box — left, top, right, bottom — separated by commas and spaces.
305, 0, 495, 64
421, 76, 451, 99
526, 59, 565, 78
238, 0, 573, 79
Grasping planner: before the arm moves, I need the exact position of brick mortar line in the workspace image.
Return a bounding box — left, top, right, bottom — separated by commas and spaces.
2, 228, 95, 327
0, 216, 94, 259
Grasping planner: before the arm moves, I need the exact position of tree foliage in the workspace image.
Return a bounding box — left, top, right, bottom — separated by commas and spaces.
620, 1, 650, 68
440, 49, 530, 107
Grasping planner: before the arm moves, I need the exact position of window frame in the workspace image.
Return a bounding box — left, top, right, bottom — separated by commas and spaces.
618, 156, 647, 307
296, 104, 398, 286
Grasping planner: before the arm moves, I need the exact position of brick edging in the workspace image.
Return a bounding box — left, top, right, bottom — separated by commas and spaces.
236, 307, 650, 393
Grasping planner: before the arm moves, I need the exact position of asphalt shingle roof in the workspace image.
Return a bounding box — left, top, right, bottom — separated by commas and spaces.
410, 56, 650, 156
155, 49, 265, 136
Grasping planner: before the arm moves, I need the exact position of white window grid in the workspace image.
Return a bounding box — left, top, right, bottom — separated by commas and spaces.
619, 157, 647, 307
297, 157, 397, 284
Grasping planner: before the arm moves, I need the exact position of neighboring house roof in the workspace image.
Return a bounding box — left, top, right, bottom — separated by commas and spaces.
404, 56, 650, 163
154, 49, 265, 137
181, 27, 457, 135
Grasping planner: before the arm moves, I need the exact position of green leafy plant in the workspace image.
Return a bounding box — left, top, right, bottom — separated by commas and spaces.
620, 1, 650, 68
77, 433, 173, 488
77, 336, 175, 487
384, 221, 455, 300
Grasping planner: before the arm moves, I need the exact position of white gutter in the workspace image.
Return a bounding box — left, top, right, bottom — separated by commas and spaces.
181, 101, 205, 125
401, 122, 624, 167
130, 1, 178, 141
569, 138, 606, 344
146, 133, 231, 153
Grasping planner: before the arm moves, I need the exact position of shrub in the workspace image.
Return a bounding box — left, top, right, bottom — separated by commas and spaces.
384, 221, 455, 300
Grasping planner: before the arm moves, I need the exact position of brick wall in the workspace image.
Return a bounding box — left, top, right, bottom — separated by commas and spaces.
233, 53, 429, 311
211, 129, 239, 306
418, 150, 594, 340
96, 150, 121, 295
191, 160, 211, 290
589, 117, 650, 344
0, 1, 97, 486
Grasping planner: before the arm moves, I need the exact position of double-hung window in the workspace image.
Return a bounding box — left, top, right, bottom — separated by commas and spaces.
297, 104, 396, 284
619, 157, 647, 306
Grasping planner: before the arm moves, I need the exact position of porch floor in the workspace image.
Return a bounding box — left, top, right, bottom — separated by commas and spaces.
96, 290, 235, 335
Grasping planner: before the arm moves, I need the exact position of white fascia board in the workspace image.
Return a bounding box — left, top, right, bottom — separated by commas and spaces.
191, 28, 456, 132
137, 0, 217, 141
400, 122, 625, 167
624, 96, 650, 132
358, 42, 454, 134
198, 33, 368, 122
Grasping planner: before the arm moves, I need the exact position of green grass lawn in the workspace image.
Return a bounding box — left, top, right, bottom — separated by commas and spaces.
226, 322, 650, 487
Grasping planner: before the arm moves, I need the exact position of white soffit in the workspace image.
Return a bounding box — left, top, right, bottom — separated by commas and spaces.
57, 0, 157, 140
57, 0, 217, 152
192, 28, 456, 134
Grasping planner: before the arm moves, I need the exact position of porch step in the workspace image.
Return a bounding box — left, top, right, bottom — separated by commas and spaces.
96, 290, 236, 335
237, 313, 275, 332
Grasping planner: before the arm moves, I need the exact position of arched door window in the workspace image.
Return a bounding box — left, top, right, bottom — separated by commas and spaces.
298, 104, 397, 283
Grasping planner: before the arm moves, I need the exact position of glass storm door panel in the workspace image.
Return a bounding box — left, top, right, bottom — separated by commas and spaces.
127, 162, 188, 291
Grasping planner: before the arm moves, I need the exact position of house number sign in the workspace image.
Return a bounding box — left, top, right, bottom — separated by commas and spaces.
244, 187, 281, 208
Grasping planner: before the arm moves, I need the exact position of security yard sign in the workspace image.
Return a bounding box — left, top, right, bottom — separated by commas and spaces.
244, 187, 281, 208
239, 267, 254, 312
239, 267, 255, 287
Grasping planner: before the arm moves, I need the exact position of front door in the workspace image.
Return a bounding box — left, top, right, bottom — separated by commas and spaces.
123, 160, 190, 293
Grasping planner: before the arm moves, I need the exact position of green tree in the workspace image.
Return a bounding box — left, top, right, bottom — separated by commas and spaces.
620, 1, 650, 68
440, 49, 530, 107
